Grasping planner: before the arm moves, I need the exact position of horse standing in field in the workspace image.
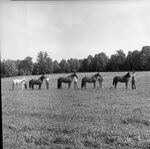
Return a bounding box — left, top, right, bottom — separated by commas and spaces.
29, 75, 45, 90
113, 72, 131, 89
57, 73, 78, 89
81, 72, 102, 89
12, 78, 27, 90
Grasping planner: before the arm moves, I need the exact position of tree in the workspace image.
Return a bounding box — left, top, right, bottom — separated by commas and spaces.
125, 50, 141, 71
59, 59, 70, 73
36, 51, 53, 74
53, 60, 61, 73
80, 58, 88, 72
1, 61, 6, 78
2, 60, 18, 77
67, 58, 80, 72
17, 57, 34, 75
93, 52, 109, 71
87, 55, 94, 72
106, 50, 125, 71
140, 46, 150, 70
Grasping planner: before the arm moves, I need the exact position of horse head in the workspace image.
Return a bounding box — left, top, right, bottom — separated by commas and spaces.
72, 73, 78, 79
93, 72, 101, 79
39, 75, 46, 81
126, 71, 131, 78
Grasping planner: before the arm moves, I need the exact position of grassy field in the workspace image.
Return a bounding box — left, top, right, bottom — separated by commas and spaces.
2, 72, 150, 149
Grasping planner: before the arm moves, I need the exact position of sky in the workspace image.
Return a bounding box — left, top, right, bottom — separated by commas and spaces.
1, 0, 150, 62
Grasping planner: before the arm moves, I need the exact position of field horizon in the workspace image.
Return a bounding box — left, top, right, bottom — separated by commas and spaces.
2, 72, 150, 149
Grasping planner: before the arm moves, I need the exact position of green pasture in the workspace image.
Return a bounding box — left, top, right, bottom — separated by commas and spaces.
2, 72, 150, 149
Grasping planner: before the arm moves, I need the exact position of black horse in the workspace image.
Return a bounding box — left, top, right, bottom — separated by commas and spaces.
57, 73, 78, 89
29, 75, 45, 90
81, 72, 102, 89
113, 72, 131, 88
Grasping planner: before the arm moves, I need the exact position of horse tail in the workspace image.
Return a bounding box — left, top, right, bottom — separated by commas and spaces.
57, 79, 59, 89
81, 79, 83, 88
29, 80, 31, 89
113, 77, 117, 85
57, 78, 61, 89
81, 78, 85, 88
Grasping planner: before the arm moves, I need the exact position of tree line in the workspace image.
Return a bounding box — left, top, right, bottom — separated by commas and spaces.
1, 46, 150, 78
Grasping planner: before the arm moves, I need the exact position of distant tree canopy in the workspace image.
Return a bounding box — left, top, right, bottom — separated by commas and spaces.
1, 46, 150, 77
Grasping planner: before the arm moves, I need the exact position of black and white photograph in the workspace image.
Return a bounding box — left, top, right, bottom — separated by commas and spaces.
1, 0, 150, 148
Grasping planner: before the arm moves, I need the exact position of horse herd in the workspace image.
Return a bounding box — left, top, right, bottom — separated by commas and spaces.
12, 72, 131, 90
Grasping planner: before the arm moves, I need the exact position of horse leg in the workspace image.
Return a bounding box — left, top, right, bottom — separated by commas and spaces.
125, 82, 128, 89
101, 81, 103, 88
68, 82, 71, 88
93, 82, 96, 88
57, 79, 60, 89
115, 82, 117, 88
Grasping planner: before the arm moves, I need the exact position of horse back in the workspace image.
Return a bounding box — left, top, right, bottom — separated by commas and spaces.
58, 77, 72, 83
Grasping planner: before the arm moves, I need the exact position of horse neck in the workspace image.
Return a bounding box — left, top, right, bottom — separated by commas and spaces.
92, 74, 99, 79
124, 73, 129, 78
67, 74, 75, 80
38, 77, 44, 82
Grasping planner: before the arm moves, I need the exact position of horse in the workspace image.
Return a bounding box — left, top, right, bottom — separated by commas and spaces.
29, 75, 45, 90
113, 72, 131, 88
57, 73, 78, 89
81, 72, 102, 89
12, 77, 27, 90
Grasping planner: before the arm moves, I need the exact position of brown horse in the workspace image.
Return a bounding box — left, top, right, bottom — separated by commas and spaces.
113, 72, 131, 89
57, 73, 78, 89
81, 72, 102, 89
29, 75, 45, 90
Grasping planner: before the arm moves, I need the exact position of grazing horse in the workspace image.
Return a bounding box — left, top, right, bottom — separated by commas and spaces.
29, 75, 45, 90
81, 72, 102, 89
113, 72, 131, 88
57, 73, 78, 89
13, 78, 27, 90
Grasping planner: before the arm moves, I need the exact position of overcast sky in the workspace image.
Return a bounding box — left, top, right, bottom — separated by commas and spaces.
1, 0, 150, 62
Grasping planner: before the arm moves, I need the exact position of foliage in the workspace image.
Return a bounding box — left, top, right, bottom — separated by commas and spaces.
17, 57, 34, 75
35, 51, 53, 74
1, 46, 150, 77
1, 60, 18, 77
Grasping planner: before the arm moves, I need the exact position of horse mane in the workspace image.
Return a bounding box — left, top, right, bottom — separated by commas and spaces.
38, 75, 45, 80
124, 72, 130, 78
67, 73, 76, 78
92, 72, 100, 78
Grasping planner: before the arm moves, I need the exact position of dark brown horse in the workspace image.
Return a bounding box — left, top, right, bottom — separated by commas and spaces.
57, 73, 78, 89
81, 72, 102, 89
113, 72, 131, 88
29, 75, 45, 90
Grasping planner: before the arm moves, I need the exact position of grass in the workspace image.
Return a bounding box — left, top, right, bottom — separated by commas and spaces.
2, 72, 150, 149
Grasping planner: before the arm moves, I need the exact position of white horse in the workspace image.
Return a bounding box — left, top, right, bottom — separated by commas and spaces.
12, 77, 27, 90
